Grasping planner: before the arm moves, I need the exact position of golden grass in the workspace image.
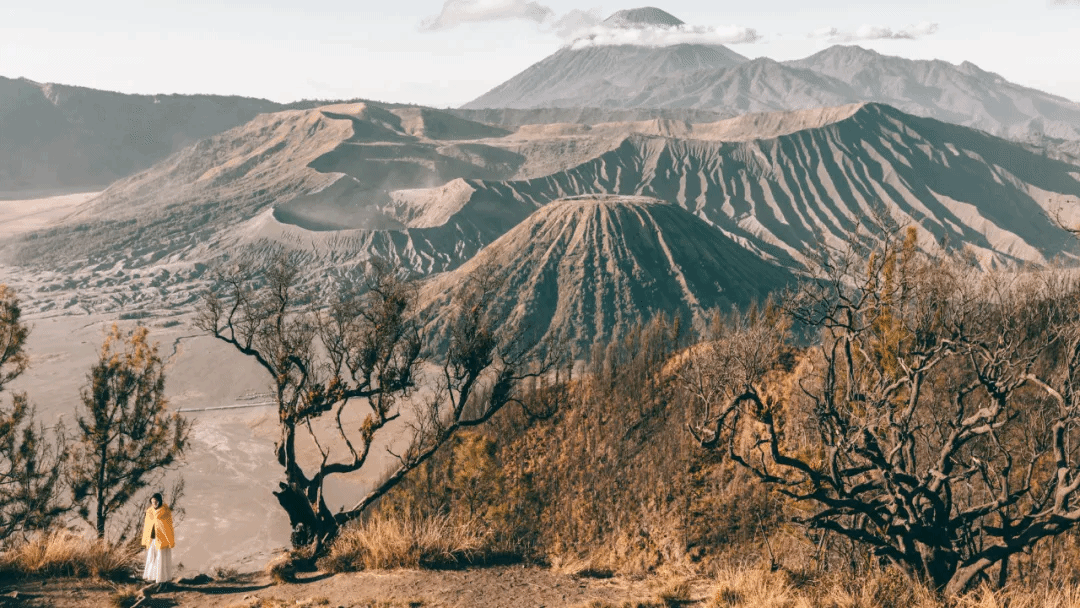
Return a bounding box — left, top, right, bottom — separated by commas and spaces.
655, 577, 693, 606
319, 511, 491, 572
0, 528, 137, 580
697, 565, 1080, 608
952, 584, 1080, 608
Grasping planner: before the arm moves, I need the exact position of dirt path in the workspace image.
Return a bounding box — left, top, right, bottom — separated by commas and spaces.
1, 566, 705, 608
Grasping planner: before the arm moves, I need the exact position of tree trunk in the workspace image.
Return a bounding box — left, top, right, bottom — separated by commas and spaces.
273, 482, 320, 548
95, 443, 108, 539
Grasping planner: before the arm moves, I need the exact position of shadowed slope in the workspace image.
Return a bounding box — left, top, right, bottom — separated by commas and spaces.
0, 76, 283, 192
418, 195, 793, 355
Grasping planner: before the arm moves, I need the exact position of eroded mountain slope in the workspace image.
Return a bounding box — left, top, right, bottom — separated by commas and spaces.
7, 102, 1080, 316
417, 196, 793, 355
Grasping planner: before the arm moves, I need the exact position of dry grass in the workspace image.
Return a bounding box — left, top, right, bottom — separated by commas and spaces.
655, 577, 693, 606
705, 567, 808, 608
319, 511, 491, 572
0, 528, 137, 580
698, 565, 1080, 608
952, 585, 1080, 608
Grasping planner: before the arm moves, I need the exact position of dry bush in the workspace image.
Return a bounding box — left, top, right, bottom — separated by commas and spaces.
655, 577, 693, 606
0, 528, 136, 580
551, 555, 615, 579
264, 552, 297, 585
319, 510, 491, 571
817, 567, 940, 608
108, 586, 139, 608
706, 567, 809, 608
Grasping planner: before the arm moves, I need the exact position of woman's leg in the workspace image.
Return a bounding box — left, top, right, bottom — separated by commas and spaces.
156, 547, 173, 584
143, 545, 159, 581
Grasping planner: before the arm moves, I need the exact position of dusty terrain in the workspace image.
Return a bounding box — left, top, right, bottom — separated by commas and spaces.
0, 566, 693, 608
0, 191, 97, 237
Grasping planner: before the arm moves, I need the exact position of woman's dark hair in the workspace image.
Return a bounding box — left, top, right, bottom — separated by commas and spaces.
151, 493, 163, 506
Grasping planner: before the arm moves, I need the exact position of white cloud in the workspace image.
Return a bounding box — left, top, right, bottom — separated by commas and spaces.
419, 2, 762, 48
550, 8, 603, 39
421, 0, 555, 30
810, 21, 939, 42
568, 24, 763, 48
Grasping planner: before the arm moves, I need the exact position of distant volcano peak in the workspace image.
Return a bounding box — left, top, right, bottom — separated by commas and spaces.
603, 7, 685, 28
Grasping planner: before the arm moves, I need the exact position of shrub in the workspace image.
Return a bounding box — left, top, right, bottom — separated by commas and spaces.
319, 511, 491, 571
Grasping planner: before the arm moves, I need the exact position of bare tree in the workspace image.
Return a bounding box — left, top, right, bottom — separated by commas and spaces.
68, 325, 190, 539
197, 255, 558, 553
0, 285, 67, 542
685, 229, 1080, 596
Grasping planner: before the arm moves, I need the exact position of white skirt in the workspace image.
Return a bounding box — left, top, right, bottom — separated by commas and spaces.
143, 544, 173, 583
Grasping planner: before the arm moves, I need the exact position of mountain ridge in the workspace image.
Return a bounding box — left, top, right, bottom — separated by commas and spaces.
463, 43, 1080, 141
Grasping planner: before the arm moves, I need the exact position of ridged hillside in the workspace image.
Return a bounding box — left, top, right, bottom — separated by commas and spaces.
8, 102, 1080, 315
418, 196, 793, 355
444, 103, 1080, 269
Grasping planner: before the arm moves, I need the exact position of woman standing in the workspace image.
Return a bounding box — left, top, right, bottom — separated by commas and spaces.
141, 493, 176, 584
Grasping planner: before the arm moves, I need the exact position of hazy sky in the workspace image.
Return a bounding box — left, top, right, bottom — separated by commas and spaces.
2, 0, 1078, 107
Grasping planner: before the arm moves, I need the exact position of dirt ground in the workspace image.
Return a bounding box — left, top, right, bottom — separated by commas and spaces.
0, 566, 707, 608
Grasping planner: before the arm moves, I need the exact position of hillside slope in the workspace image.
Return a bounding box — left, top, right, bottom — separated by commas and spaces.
0, 77, 283, 192
418, 196, 793, 354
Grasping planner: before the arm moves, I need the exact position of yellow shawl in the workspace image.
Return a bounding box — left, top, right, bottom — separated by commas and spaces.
141, 505, 176, 549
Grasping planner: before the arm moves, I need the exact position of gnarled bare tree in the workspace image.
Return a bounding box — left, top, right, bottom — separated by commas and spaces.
197, 255, 557, 553
684, 229, 1080, 596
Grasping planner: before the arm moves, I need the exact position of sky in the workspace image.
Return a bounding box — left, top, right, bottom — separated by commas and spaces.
1, 0, 1079, 108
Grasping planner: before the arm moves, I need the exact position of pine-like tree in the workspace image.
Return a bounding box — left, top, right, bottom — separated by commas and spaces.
69, 325, 190, 539
0, 285, 67, 541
